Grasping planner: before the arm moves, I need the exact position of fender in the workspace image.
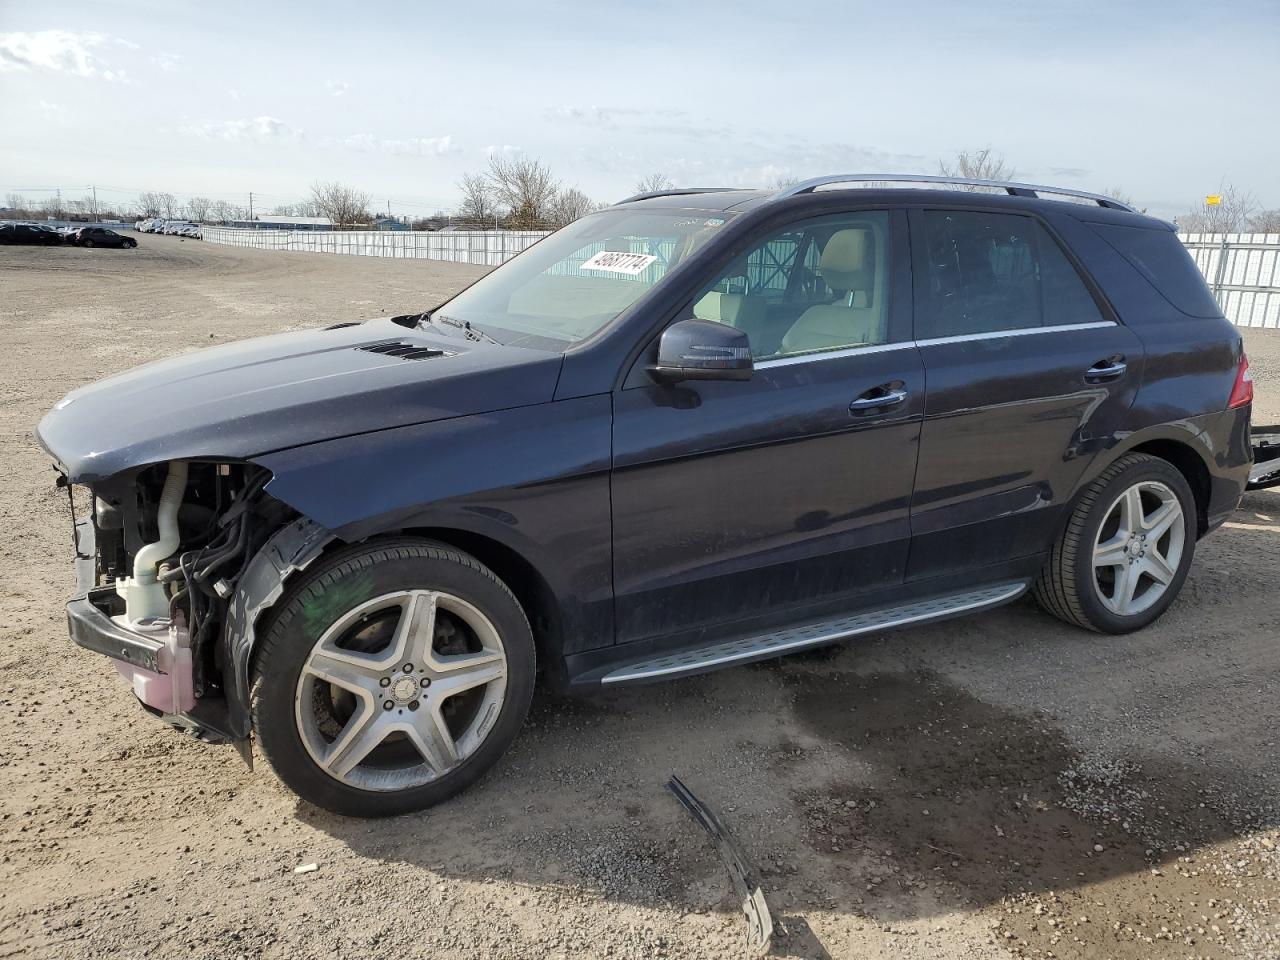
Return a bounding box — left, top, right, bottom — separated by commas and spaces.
252, 394, 615, 650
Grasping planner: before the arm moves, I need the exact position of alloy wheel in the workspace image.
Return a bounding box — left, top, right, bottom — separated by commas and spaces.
294, 589, 508, 791
1091, 480, 1185, 616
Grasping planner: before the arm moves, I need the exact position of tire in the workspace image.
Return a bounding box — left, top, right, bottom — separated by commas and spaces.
1034, 453, 1196, 633
82, 239, 94, 248
251, 538, 536, 817
125, 240, 136, 249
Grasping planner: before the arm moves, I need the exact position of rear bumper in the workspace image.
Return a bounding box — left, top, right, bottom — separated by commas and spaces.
1204, 406, 1254, 533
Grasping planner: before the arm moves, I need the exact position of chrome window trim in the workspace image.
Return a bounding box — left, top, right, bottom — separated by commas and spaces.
754, 341, 915, 368
752, 321, 1116, 369
912, 320, 1115, 348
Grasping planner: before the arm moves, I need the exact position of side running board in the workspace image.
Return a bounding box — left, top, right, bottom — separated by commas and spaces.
601, 581, 1028, 685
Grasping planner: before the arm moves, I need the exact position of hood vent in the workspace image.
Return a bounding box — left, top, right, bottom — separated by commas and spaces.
357, 340, 451, 361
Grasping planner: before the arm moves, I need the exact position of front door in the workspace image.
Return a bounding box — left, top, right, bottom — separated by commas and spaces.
610, 209, 923, 646
906, 207, 1144, 580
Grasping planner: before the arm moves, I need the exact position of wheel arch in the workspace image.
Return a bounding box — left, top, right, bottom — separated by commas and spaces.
224, 515, 574, 739
1075, 429, 1212, 537
395, 526, 565, 687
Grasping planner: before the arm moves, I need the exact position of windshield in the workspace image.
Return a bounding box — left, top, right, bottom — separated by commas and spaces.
432, 209, 733, 346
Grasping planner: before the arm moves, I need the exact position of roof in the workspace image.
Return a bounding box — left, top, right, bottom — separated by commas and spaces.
615, 174, 1147, 221
619, 182, 1165, 228
255, 215, 331, 226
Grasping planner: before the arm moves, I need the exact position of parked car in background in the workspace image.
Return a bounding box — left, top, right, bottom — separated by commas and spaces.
176, 223, 202, 239
0, 223, 66, 245
39, 174, 1253, 817
68, 227, 138, 249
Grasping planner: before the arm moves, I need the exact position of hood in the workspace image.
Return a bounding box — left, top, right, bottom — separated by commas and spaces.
38, 317, 563, 482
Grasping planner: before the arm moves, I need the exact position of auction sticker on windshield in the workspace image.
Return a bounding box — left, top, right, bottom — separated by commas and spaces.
580, 251, 658, 275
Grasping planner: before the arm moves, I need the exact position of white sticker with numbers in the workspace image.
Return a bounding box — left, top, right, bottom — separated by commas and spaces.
580, 250, 657, 275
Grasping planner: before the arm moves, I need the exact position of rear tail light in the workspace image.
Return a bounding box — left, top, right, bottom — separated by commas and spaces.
1228, 353, 1253, 409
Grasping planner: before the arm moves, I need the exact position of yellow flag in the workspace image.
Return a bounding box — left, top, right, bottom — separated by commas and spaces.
1205, 195, 1222, 206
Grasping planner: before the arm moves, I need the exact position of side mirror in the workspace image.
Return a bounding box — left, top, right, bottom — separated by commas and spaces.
650, 318, 753, 383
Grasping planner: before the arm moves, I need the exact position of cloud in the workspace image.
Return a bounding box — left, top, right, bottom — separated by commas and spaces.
37, 100, 68, 123
483, 143, 522, 158
152, 52, 182, 73
339, 133, 459, 156
326, 79, 348, 97
1048, 166, 1091, 179
182, 115, 304, 143
0, 30, 129, 81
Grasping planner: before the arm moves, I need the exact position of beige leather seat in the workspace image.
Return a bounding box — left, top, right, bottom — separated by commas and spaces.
692, 291, 766, 333
779, 229, 885, 355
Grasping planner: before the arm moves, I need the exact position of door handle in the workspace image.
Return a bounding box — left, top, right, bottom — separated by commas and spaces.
1085, 356, 1127, 383
850, 385, 907, 412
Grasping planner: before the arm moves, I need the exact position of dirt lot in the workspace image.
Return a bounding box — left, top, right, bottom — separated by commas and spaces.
2, 235, 1279, 960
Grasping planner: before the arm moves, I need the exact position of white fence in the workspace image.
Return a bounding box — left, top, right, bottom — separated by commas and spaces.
1180, 233, 1280, 329
200, 226, 549, 266
199, 226, 1280, 329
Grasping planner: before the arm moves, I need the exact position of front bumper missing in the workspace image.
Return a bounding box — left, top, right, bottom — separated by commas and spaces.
65, 520, 241, 747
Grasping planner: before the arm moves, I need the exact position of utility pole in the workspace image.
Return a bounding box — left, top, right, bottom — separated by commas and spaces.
248, 192, 254, 222
91, 185, 98, 222
56, 188, 61, 221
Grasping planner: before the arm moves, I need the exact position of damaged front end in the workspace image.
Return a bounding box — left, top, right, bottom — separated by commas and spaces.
64, 460, 298, 746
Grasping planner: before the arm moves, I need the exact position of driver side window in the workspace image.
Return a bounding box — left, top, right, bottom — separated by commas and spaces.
685, 212, 891, 361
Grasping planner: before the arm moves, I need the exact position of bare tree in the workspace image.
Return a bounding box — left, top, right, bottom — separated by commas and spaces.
270, 200, 321, 218
456, 172, 499, 227
157, 192, 178, 219
4, 192, 22, 210
1103, 186, 1135, 208
310, 181, 371, 227
634, 172, 673, 194
209, 199, 243, 222
486, 155, 559, 230
1247, 209, 1280, 233
770, 174, 800, 189
1178, 182, 1258, 233
938, 148, 1016, 188
137, 191, 166, 218
548, 187, 599, 228
186, 196, 212, 222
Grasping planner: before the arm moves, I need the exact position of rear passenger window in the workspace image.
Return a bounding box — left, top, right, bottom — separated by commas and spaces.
1088, 222, 1222, 319
915, 210, 1106, 339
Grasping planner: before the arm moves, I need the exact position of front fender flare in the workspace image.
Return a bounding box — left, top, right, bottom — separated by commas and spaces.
222, 516, 335, 739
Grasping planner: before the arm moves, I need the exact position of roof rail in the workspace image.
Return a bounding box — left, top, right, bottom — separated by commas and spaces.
615, 187, 741, 205
771, 174, 1136, 212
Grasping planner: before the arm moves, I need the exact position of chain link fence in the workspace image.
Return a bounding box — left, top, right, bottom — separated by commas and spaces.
1179, 233, 1280, 329
200, 226, 550, 266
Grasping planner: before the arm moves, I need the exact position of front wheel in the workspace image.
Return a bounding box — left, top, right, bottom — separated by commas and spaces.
252, 539, 536, 817
1034, 453, 1196, 633
81, 239, 94, 248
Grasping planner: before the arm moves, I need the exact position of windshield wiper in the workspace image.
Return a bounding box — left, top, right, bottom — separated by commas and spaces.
434, 314, 501, 345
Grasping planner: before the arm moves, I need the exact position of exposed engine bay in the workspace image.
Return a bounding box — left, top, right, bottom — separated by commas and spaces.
75, 460, 294, 721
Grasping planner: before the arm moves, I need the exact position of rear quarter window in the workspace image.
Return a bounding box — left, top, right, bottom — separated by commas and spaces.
1087, 222, 1221, 319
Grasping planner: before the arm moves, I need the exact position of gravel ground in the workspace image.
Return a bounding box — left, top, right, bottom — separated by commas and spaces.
1, 235, 1278, 960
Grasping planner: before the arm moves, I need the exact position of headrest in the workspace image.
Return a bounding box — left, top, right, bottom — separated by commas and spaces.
692, 291, 764, 328
819, 229, 872, 293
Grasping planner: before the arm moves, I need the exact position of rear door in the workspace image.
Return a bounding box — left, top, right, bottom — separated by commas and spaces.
907, 207, 1144, 581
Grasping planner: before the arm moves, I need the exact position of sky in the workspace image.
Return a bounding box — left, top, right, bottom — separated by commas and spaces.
1, 0, 1277, 221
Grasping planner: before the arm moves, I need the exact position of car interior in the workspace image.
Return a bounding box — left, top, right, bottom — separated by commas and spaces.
689, 214, 890, 359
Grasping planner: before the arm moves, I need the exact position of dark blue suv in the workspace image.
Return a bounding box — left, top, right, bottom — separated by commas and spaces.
39, 175, 1253, 816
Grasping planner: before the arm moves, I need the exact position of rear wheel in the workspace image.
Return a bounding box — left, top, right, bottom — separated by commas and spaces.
1034, 453, 1196, 633
82, 239, 94, 248
251, 539, 536, 817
